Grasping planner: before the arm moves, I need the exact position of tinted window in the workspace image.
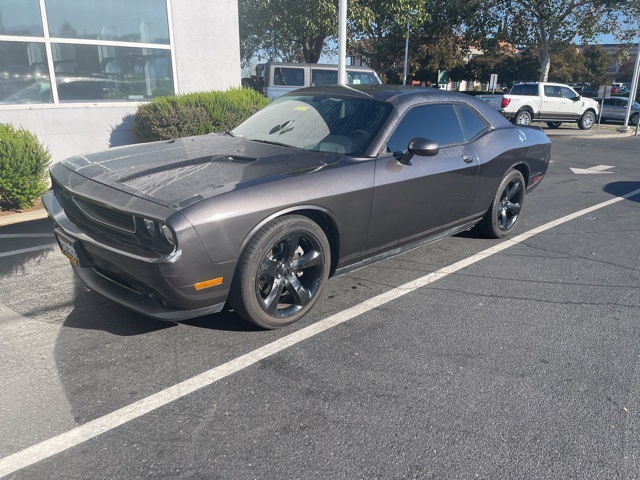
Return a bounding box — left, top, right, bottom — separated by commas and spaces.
603, 99, 616, 106
511, 84, 537, 96
311, 69, 338, 85
386, 104, 465, 156
0, 0, 43, 36
45, 0, 169, 44
456, 105, 488, 140
273, 67, 305, 86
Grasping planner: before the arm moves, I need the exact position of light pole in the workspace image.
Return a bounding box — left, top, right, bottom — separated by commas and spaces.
619, 40, 640, 133
403, 22, 410, 85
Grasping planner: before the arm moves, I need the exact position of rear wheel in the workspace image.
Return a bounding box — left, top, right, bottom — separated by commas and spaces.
478, 169, 526, 239
230, 215, 330, 329
546, 122, 562, 129
578, 110, 596, 130
514, 110, 532, 125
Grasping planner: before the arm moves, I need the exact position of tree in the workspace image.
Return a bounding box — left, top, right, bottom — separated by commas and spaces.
347, 0, 428, 79
239, 0, 339, 63
487, 0, 629, 82
581, 45, 611, 84
549, 44, 587, 83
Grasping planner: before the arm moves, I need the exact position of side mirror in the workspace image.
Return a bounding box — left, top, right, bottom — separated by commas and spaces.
572, 95, 581, 101
398, 137, 440, 165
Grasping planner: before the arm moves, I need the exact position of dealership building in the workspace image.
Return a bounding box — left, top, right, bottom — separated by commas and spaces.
0, 0, 240, 164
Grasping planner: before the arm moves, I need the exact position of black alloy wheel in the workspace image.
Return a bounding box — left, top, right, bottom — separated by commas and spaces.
230, 215, 330, 329
546, 122, 562, 129
478, 169, 526, 239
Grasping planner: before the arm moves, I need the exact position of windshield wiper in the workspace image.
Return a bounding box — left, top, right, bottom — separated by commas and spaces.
249, 139, 297, 149
224, 130, 236, 137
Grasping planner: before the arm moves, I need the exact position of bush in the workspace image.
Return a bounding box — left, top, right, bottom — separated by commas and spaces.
133, 87, 271, 142
0, 123, 51, 211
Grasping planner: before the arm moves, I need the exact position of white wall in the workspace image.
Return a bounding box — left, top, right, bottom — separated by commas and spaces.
2, 0, 241, 164
171, 0, 241, 93
4, 105, 138, 163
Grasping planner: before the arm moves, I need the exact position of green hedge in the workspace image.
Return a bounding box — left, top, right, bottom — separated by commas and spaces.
0, 123, 51, 211
133, 87, 271, 143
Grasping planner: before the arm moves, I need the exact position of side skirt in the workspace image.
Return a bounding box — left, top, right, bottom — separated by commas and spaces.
332, 218, 481, 277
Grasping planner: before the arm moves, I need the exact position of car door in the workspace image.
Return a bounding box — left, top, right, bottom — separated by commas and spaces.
540, 85, 565, 117
559, 85, 583, 118
366, 103, 480, 256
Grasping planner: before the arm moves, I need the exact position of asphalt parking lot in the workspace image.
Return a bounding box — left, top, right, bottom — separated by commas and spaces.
1, 129, 639, 479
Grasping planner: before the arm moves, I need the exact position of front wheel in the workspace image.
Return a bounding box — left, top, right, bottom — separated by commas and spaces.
631, 113, 639, 126
578, 110, 596, 130
514, 110, 532, 125
478, 169, 526, 239
229, 215, 330, 329
546, 122, 562, 129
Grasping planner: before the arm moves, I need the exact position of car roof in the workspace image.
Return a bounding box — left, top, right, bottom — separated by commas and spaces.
283, 84, 513, 128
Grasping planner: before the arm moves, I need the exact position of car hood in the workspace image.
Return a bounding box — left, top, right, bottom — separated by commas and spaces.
59, 134, 343, 208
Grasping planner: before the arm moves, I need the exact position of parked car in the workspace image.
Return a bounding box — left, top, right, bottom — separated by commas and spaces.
477, 82, 600, 129
597, 96, 640, 125
44, 85, 551, 329
244, 62, 382, 99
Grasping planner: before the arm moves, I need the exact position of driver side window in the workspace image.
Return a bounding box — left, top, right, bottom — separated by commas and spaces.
386, 104, 465, 157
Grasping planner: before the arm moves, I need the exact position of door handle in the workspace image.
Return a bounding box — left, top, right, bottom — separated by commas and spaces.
462, 155, 474, 164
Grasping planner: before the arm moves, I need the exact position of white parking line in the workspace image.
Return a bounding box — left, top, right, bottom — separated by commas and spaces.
0, 234, 54, 239
2, 187, 640, 478
0, 245, 55, 259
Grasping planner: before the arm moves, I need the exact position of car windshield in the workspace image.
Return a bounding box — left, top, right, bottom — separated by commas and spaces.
232, 95, 392, 156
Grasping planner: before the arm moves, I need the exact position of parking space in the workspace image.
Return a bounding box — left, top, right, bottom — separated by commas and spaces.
1, 134, 639, 478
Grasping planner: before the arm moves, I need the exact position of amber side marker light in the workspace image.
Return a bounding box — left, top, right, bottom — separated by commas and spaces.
194, 277, 224, 290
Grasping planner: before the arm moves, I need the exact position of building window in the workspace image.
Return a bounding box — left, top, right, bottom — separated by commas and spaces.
0, 0, 173, 105
44, 0, 170, 44
0, 0, 44, 36
0, 41, 51, 104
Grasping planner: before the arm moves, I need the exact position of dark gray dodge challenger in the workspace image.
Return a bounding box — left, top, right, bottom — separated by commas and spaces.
44, 85, 551, 329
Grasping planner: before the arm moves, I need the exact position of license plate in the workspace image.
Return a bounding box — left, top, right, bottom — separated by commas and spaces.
55, 232, 80, 266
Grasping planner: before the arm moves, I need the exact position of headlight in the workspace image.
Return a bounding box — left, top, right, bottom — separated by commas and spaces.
160, 224, 175, 246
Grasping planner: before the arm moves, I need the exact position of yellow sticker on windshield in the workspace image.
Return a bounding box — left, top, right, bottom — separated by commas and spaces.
294, 106, 309, 111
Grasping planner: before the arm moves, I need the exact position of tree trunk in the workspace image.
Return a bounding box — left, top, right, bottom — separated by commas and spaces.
539, 49, 551, 82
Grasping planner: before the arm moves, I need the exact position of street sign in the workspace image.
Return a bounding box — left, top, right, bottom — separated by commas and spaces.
598, 85, 612, 99
489, 74, 498, 92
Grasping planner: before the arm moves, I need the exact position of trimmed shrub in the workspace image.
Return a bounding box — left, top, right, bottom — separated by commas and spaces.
0, 123, 51, 211
133, 87, 271, 143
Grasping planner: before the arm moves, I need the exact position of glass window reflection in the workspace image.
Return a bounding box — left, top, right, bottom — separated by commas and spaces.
0, 41, 52, 104
45, 0, 169, 44
52, 43, 173, 101
0, 0, 44, 36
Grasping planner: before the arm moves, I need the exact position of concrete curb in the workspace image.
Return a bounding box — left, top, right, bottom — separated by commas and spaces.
0, 209, 48, 227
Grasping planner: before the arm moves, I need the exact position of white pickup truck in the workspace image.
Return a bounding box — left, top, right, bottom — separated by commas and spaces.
477, 82, 600, 130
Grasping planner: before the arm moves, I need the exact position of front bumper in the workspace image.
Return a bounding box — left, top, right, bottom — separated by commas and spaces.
44, 190, 237, 321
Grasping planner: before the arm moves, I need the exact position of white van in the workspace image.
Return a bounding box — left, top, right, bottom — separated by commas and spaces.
246, 62, 382, 99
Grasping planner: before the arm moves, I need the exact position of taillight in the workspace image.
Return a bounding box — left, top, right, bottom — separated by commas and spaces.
501, 98, 511, 108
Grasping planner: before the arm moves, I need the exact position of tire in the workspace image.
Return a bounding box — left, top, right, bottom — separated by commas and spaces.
478, 169, 526, 239
546, 122, 562, 129
631, 113, 639, 126
229, 215, 330, 329
514, 110, 532, 125
578, 110, 596, 130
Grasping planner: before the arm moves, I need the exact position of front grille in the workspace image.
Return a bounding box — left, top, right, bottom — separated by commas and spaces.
73, 198, 136, 233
